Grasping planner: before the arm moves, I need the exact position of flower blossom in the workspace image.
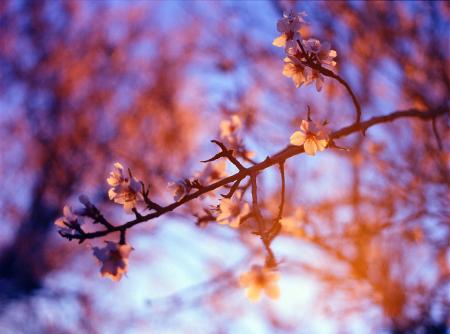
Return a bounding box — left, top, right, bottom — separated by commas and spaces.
273, 11, 307, 48
273, 10, 338, 92
198, 159, 228, 185
107, 162, 143, 213
216, 196, 250, 228
302, 39, 338, 91
280, 207, 306, 237
282, 56, 308, 88
220, 114, 242, 145
282, 39, 337, 92
290, 120, 330, 156
92, 241, 133, 281
304, 38, 337, 69
239, 265, 280, 302
168, 181, 190, 202
54, 205, 83, 235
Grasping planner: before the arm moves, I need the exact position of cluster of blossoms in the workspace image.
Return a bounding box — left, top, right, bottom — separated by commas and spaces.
55, 162, 143, 281
55, 158, 255, 283
92, 242, 133, 281
107, 162, 143, 213
55, 196, 134, 282
273, 11, 337, 91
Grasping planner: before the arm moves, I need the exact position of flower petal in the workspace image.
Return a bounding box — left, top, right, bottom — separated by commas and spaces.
265, 283, 281, 300
290, 131, 306, 146
300, 120, 309, 132
316, 139, 328, 151
246, 285, 262, 302
304, 138, 318, 156
272, 34, 287, 47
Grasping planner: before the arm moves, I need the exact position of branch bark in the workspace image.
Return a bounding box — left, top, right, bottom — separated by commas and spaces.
63, 106, 448, 241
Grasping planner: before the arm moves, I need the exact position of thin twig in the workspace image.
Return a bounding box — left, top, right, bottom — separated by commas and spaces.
250, 173, 265, 234
276, 161, 286, 223
432, 116, 443, 150
312, 64, 362, 126
210, 140, 246, 171
119, 229, 126, 245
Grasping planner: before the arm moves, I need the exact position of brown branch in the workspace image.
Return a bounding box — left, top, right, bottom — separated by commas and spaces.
221, 178, 242, 199
62, 106, 447, 242
250, 173, 265, 235
207, 140, 246, 171
294, 40, 362, 125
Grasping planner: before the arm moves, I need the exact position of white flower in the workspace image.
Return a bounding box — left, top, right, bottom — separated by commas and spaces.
273, 11, 306, 48
219, 115, 242, 145
167, 181, 189, 202
280, 37, 337, 92
277, 11, 306, 34
290, 120, 330, 156
107, 162, 143, 213
304, 38, 337, 69
216, 196, 250, 228
282, 56, 308, 88
239, 265, 280, 302
302, 39, 337, 91
92, 241, 133, 281
54, 205, 82, 235
272, 33, 288, 48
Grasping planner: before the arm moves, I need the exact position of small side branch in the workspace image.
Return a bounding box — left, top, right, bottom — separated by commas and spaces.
276, 161, 286, 223
208, 140, 246, 171
221, 178, 242, 198
432, 116, 443, 150
314, 64, 362, 126
250, 173, 265, 234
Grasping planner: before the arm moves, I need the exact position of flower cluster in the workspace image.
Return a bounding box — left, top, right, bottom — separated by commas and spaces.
239, 265, 280, 302
107, 162, 143, 213
274, 11, 337, 91
290, 119, 330, 156
92, 242, 133, 281
55, 163, 144, 281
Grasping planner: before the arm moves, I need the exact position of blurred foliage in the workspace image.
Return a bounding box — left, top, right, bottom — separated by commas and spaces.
0, 0, 448, 333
